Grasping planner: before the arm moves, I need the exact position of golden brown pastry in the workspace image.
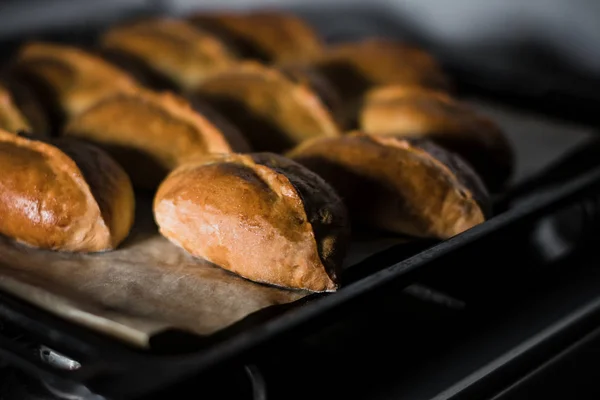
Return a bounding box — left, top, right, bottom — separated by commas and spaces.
0, 84, 32, 133
308, 38, 450, 124
100, 17, 238, 92
64, 89, 242, 189
0, 129, 134, 252
154, 152, 349, 292
10, 42, 139, 130
360, 86, 514, 191
188, 11, 323, 63
195, 62, 341, 153
288, 132, 490, 239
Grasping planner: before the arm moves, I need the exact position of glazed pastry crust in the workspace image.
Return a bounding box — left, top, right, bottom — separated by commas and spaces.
100, 18, 237, 91
154, 153, 349, 292
288, 132, 488, 239
64, 89, 236, 189
0, 129, 134, 252
11, 42, 138, 126
188, 11, 323, 63
360, 86, 514, 191
196, 62, 340, 153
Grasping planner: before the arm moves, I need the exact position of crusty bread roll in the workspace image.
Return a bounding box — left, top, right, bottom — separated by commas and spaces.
314, 38, 450, 93
195, 62, 340, 153
188, 11, 323, 63
0, 84, 32, 133
10, 42, 139, 130
308, 38, 450, 125
64, 89, 244, 189
100, 18, 238, 92
154, 152, 349, 292
360, 86, 514, 191
288, 132, 490, 239
0, 129, 134, 252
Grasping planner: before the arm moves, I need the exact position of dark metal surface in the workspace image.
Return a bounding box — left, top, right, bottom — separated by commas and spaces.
490, 326, 600, 400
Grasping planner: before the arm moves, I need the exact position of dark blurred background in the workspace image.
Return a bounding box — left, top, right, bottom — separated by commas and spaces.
2, 0, 600, 86
2, 0, 597, 185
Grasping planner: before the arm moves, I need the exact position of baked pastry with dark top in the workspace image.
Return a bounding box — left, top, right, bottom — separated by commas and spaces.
0, 129, 134, 252
288, 132, 490, 239
10, 42, 139, 131
64, 89, 244, 190
1, 80, 51, 136
0, 83, 32, 133
195, 62, 340, 153
307, 38, 451, 125
100, 18, 238, 92
154, 152, 349, 292
188, 11, 323, 63
277, 63, 345, 128
360, 86, 514, 191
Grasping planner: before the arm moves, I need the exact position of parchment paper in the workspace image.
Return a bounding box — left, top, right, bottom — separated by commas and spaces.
0, 98, 594, 349
0, 198, 404, 348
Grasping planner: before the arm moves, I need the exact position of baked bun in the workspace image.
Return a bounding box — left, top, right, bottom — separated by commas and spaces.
288, 132, 490, 239
188, 11, 323, 63
309, 38, 450, 124
154, 152, 349, 292
0, 129, 134, 252
360, 86, 514, 191
195, 62, 340, 153
64, 89, 242, 190
10, 42, 139, 130
100, 17, 238, 92
0, 84, 32, 133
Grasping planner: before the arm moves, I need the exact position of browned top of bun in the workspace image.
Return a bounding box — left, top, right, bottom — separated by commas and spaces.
188, 11, 323, 63
12, 42, 139, 122
316, 39, 449, 90
2, 80, 51, 136
277, 63, 345, 128
360, 86, 514, 191
196, 61, 340, 152
0, 84, 31, 133
309, 38, 450, 123
288, 132, 488, 239
100, 18, 238, 91
0, 129, 134, 252
154, 152, 349, 292
187, 97, 252, 153
364, 85, 451, 103
64, 89, 236, 189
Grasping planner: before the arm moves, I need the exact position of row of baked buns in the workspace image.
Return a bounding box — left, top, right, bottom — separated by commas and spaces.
0, 10, 513, 292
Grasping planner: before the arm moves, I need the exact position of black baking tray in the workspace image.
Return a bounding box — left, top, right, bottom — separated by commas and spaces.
489, 320, 600, 400
1, 3, 600, 399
